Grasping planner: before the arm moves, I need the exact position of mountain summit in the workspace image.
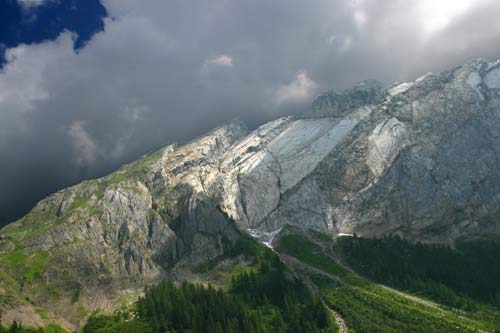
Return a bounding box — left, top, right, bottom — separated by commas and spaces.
2, 58, 500, 330
155, 57, 500, 243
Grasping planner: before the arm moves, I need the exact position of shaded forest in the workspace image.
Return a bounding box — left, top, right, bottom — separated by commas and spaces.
81, 235, 337, 333
334, 234, 500, 309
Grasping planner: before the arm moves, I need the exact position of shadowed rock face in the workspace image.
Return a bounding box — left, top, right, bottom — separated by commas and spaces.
2, 58, 500, 328
311, 79, 383, 118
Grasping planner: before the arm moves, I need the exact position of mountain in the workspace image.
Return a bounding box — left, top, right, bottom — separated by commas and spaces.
215, 58, 500, 242
2, 58, 500, 331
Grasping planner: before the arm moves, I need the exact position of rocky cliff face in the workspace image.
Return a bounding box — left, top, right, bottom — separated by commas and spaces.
2, 58, 500, 328
312, 79, 383, 117
287, 58, 500, 242
0, 121, 246, 328
167, 58, 500, 244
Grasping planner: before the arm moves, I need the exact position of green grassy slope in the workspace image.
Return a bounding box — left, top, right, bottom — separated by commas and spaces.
277, 233, 500, 333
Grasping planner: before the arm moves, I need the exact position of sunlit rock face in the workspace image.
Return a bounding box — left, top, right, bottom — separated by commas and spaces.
175, 58, 500, 243
115, 58, 500, 243
0, 120, 247, 328
6, 59, 500, 265
3, 58, 500, 328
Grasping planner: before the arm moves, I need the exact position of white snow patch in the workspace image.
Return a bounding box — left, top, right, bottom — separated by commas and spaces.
247, 227, 283, 249
337, 233, 354, 237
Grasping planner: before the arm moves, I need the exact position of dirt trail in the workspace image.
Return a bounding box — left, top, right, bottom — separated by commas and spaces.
279, 254, 349, 332
379, 285, 440, 309
326, 305, 348, 333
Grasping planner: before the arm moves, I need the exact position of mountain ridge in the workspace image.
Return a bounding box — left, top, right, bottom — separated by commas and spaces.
2, 58, 500, 330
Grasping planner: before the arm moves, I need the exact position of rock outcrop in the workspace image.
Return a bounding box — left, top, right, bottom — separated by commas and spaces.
165, 59, 500, 244
0, 121, 246, 329
2, 58, 500, 328
312, 79, 383, 117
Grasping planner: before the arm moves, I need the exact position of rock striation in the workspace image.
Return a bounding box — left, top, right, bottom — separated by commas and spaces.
168, 58, 500, 244
2, 58, 500, 328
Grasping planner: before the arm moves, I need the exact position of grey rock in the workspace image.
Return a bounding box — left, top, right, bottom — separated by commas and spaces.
0, 119, 248, 326
312, 79, 383, 117
0, 237, 14, 253
3, 59, 500, 326
160, 58, 500, 244
260, 58, 500, 243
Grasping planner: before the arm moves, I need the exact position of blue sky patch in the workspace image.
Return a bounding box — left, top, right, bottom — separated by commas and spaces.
0, 0, 107, 66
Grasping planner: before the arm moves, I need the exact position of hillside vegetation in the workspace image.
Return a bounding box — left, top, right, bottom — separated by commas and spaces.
81, 234, 338, 333
277, 233, 500, 333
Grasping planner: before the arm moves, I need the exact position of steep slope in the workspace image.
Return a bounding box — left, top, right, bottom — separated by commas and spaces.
0, 121, 248, 329
153, 58, 500, 244
215, 58, 500, 243
275, 230, 500, 333
2, 58, 500, 329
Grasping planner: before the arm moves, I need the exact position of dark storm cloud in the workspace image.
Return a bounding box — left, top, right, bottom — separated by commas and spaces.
1, 0, 500, 225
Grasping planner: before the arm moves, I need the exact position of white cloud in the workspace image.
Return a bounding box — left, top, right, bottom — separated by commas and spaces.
200, 54, 234, 77
124, 105, 149, 122
274, 71, 319, 106
354, 10, 367, 29
17, 0, 51, 10
0, 15, 173, 164
67, 117, 137, 166
208, 55, 234, 67
327, 35, 337, 44
417, 0, 491, 39
67, 121, 99, 166
2, 0, 500, 221
0, 33, 73, 114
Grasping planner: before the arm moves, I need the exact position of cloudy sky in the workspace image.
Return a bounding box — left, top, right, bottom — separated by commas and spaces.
1, 0, 500, 226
